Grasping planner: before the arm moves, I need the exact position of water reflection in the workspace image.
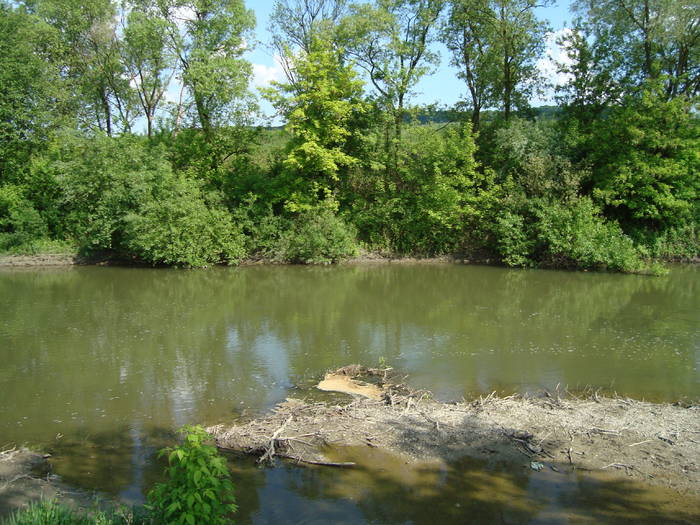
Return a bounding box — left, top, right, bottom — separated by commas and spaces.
0, 264, 698, 515
229, 447, 699, 524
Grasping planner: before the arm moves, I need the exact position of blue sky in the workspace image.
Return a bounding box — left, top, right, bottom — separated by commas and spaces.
245, 0, 576, 121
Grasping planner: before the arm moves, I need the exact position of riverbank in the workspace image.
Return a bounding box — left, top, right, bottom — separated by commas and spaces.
3, 251, 695, 269
0, 447, 97, 520
209, 367, 700, 497
0, 252, 462, 268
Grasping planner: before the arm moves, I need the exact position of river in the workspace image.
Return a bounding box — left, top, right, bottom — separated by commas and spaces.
1, 264, 698, 523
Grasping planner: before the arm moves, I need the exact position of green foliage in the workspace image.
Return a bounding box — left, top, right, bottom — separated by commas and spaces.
47, 134, 171, 251
0, 4, 67, 182
39, 134, 243, 266
491, 196, 647, 272
147, 425, 237, 525
351, 123, 482, 255
264, 36, 368, 210
588, 86, 700, 232
276, 204, 358, 264
0, 184, 49, 252
123, 177, 246, 268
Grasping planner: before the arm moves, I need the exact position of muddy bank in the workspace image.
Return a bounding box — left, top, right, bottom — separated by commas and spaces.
0, 252, 465, 268
0, 447, 97, 519
0, 254, 80, 267
209, 367, 700, 498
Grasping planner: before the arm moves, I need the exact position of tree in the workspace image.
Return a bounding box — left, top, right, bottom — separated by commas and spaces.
587, 84, 700, 232
160, 0, 256, 135
442, 0, 549, 125
265, 36, 368, 210
26, 0, 133, 135
269, 0, 350, 84
0, 3, 67, 183
555, 24, 626, 125
442, 0, 498, 131
489, 0, 550, 120
573, 0, 700, 100
121, 2, 176, 138
342, 0, 444, 172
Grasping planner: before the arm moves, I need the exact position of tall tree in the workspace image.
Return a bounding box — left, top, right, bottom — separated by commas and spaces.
26, 0, 132, 135
342, 0, 444, 172
573, 0, 700, 100
160, 0, 256, 135
490, 0, 550, 120
121, 2, 176, 137
442, 0, 549, 124
0, 2, 67, 182
442, 0, 497, 131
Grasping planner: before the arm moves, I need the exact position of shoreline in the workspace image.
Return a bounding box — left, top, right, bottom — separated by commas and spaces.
1, 252, 697, 269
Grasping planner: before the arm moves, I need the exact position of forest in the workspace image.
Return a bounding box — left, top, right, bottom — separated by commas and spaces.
1, 0, 698, 272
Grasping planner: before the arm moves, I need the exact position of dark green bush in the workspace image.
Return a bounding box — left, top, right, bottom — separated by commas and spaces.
276, 206, 358, 264
0, 184, 48, 252
124, 177, 245, 268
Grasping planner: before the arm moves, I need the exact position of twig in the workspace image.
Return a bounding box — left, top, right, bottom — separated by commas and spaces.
628, 439, 653, 447
259, 416, 292, 464
278, 454, 355, 468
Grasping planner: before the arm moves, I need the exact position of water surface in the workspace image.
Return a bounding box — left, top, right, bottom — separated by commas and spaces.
1, 264, 698, 522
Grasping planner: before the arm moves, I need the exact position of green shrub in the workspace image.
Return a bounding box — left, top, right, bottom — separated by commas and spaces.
124, 177, 246, 268
489, 197, 648, 272
147, 425, 236, 525
0, 184, 48, 252
276, 206, 358, 264
533, 198, 645, 272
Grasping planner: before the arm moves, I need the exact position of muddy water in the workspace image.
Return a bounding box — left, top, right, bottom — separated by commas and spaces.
1, 264, 699, 522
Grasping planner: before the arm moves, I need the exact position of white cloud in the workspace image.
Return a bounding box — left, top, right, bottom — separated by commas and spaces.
251, 55, 285, 88
535, 28, 574, 104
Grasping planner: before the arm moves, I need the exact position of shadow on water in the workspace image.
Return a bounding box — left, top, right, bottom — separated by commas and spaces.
218, 443, 700, 525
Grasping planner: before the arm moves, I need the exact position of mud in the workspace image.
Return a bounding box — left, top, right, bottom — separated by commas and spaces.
209, 367, 700, 498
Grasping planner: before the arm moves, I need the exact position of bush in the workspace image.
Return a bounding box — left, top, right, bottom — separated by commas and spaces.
490, 197, 647, 272
276, 206, 358, 264
124, 177, 246, 268
533, 198, 645, 272
147, 425, 236, 525
0, 184, 48, 252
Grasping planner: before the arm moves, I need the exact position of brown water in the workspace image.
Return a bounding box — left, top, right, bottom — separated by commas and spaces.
1, 264, 699, 523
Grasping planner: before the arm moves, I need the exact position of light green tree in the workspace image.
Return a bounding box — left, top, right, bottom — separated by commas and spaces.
269, 0, 350, 84
265, 36, 368, 210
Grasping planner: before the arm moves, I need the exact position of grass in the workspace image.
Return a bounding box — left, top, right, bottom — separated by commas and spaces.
1, 500, 151, 525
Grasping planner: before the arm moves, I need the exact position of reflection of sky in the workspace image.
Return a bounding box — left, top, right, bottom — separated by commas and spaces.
227, 327, 292, 408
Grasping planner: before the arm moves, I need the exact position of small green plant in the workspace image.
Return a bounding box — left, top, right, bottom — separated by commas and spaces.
1, 499, 147, 525
146, 425, 236, 525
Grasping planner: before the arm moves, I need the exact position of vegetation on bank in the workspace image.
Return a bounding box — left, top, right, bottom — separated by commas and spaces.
2, 426, 237, 525
0, 0, 698, 272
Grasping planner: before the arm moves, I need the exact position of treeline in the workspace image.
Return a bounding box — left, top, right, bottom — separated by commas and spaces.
1, 0, 698, 271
